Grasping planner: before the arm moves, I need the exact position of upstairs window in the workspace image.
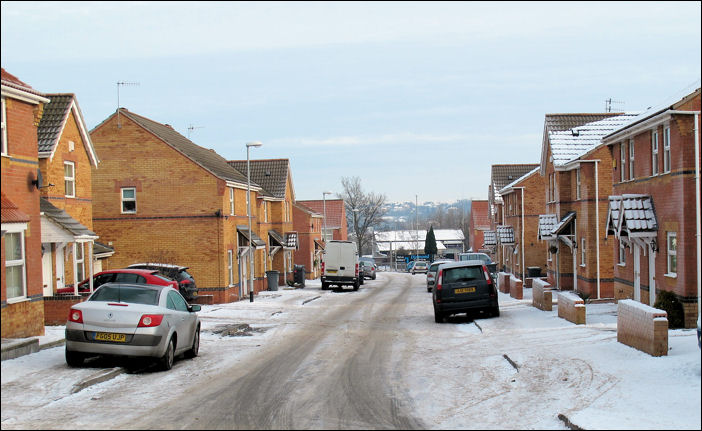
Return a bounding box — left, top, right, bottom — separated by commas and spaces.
64, 161, 75, 197
121, 187, 136, 214
618, 242, 626, 266
663, 126, 671, 173
5, 230, 27, 300
580, 238, 586, 266
576, 168, 581, 200
229, 187, 235, 216
629, 139, 635, 181
620, 143, 626, 182
651, 130, 659, 175
263, 200, 268, 222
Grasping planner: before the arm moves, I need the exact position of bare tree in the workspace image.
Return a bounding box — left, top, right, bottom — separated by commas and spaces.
339, 176, 387, 255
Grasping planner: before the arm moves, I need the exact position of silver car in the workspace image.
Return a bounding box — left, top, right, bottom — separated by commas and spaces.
65, 283, 201, 371
426, 260, 454, 292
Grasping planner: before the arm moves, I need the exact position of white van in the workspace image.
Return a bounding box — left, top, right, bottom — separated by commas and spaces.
321, 240, 361, 290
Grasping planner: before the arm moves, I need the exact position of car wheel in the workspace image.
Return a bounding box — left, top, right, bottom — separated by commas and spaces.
434, 309, 445, 323
372, 274, 376, 280
65, 350, 85, 367
322, 282, 329, 290
353, 280, 360, 291
492, 306, 500, 318
427, 287, 432, 292
360, 277, 364, 285
184, 326, 200, 359
159, 337, 175, 371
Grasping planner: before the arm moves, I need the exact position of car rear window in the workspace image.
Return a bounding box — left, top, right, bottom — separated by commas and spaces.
443, 266, 483, 283
89, 285, 160, 305
113, 273, 147, 284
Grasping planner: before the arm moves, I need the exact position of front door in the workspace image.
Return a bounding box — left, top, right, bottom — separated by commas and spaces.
42, 243, 53, 296
55, 245, 65, 292
633, 245, 641, 302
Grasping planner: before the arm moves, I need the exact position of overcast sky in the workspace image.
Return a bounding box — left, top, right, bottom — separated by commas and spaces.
2, 1, 700, 202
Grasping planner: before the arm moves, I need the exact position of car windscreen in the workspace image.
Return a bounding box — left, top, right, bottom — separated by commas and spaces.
442, 266, 483, 283
89, 285, 160, 305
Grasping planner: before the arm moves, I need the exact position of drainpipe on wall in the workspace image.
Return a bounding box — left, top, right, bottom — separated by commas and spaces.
512, 187, 526, 281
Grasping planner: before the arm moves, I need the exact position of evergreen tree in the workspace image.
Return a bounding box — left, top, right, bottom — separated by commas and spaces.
424, 225, 438, 261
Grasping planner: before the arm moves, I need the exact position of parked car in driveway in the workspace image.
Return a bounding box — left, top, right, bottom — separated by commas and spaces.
56, 269, 179, 295
411, 261, 429, 274
65, 283, 201, 371
127, 263, 199, 301
432, 260, 499, 323
359, 260, 377, 280
426, 259, 454, 292
458, 252, 497, 278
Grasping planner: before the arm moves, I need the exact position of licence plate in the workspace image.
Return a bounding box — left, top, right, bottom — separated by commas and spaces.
327, 270, 337, 274
455, 287, 476, 294
93, 332, 127, 342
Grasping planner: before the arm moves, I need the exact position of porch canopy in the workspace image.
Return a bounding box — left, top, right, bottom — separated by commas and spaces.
496, 225, 515, 245
237, 225, 266, 251
538, 211, 576, 249
606, 195, 658, 247
483, 230, 497, 247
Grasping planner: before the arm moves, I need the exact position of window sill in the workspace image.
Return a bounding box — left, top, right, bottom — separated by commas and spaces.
580, 264, 586, 268
6, 296, 29, 305
664, 273, 677, 279
617, 263, 626, 267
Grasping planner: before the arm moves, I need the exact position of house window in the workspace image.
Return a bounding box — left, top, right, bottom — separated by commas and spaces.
5, 231, 27, 300
121, 187, 136, 214
628, 139, 635, 181
663, 126, 671, 173
666, 232, 677, 276
549, 174, 554, 202
651, 130, 659, 175
618, 242, 626, 266
620, 143, 626, 182
228, 250, 234, 286
576, 168, 581, 200
64, 161, 75, 197
580, 238, 586, 266
229, 187, 235, 216
1, 97, 7, 156
547, 248, 552, 262
263, 200, 268, 223
75, 243, 84, 283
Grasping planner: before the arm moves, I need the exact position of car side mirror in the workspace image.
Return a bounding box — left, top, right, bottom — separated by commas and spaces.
189, 304, 201, 312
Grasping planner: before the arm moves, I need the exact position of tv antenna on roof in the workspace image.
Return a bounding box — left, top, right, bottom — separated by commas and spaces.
187, 124, 204, 139
117, 81, 140, 128
605, 98, 625, 113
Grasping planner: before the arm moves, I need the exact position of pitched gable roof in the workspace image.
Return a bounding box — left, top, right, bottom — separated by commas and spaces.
37, 93, 99, 167
297, 199, 346, 229
40, 198, 97, 239
1, 68, 49, 104
112, 109, 251, 186
490, 164, 539, 204
1, 192, 30, 223
227, 159, 291, 199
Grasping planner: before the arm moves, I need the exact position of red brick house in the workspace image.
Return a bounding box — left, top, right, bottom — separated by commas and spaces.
498, 167, 547, 280
37, 93, 102, 296
603, 89, 700, 328
488, 164, 539, 272
468, 199, 491, 254
537, 112, 638, 299
293, 202, 324, 279
1, 68, 49, 338
227, 159, 298, 285
90, 108, 267, 303
296, 198, 348, 241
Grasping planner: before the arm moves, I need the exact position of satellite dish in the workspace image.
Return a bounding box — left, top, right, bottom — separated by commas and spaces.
30, 169, 43, 190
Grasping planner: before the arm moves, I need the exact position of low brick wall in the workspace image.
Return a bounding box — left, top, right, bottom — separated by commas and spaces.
617, 299, 668, 356
509, 275, 523, 300
44, 295, 87, 325
532, 279, 553, 311
498, 272, 510, 294
558, 291, 586, 325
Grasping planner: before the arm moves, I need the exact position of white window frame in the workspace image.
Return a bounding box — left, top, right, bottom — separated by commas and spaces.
228, 249, 234, 286
629, 138, 635, 181
663, 125, 671, 173
121, 187, 137, 214
74, 242, 85, 283
576, 168, 581, 200
620, 143, 626, 182
580, 237, 586, 267
651, 129, 659, 176
618, 242, 626, 266
229, 187, 235, 216
263, 200, 268, 223
64, 161, 76, 198
1, 97, 7, 156
666, 232, 677, 276
4, 227, 28, 302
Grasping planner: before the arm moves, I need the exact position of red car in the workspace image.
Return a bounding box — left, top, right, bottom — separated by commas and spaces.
56, 269, 179, 295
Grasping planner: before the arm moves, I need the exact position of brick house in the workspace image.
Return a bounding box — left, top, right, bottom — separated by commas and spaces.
603, 89, 700, 328
468, 200, 491, 255
537, 113, 638, 299
293, 202, 324, 279
37, 93, 102, 296
89, 108, 267, 303
296, 198, 348, 241
227, 158, 298, 285
488, 164, 539, 272
498, 167, 548, 280
1, 69, 49, 338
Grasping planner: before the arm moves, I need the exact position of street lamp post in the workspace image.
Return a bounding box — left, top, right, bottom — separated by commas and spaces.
246, 141, 262, 302
322, 191, 332, 243
352, 208, 360, 253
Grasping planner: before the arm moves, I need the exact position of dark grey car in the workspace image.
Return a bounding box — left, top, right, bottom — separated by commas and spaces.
432, 260, 499, 323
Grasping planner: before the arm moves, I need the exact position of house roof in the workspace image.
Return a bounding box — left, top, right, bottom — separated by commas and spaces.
499, 167, 540, 195
1, 192, 30, 224
111, 109, 252, 186
227, 159, 291, 199
546, 113, 640, 167
293, 202, 323, 218
1, 68, 45, 98
490, 164, 539, 203
40, 198, 97, 239
37, 93, 99, 167
297, 199, 346, 229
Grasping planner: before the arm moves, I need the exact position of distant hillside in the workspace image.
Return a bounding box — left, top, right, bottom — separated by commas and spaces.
378, 199, 472, 230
